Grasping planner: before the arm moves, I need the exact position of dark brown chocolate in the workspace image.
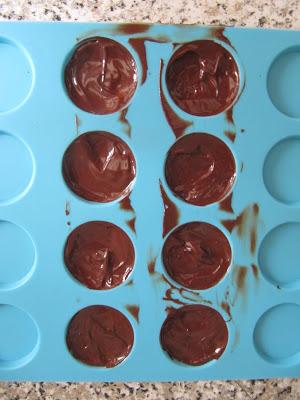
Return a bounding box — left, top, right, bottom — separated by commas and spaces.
159, 179, 180, 237
64, 221, 135, 290
160, 304, 228, 366
165, 133, 236, 206
62, 131, 136, 203
66, 305, 134, 367
162, 222, 231, 290
166, 40, 239, 116
65, 37, 138, 115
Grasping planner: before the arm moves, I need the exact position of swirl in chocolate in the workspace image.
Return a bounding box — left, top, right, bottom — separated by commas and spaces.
166, 40, 239, 116
165, 133, 236, 206
62, 131, 136, 203
65, 37, 138, 114
163, 222, 231, 290
160, 304, 228, 366
64, 221, 135, 290
66, 305, 134, 367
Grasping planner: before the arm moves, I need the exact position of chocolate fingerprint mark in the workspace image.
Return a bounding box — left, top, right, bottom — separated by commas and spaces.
159, 179, 179, 238
159, 59, 192, 138
210, 27, 233, 48
221, 301, 232, 321
221, 203, 260, 255
75, 114, 81, 136
225, 130, 236, 143
148, 249, 158, 275
115, 23, 151, 35
119, 107, 131, 137
119, 195, 136, 234
126, 304, 140, 323
65, 201, 70, 216
219, 192, 234, 213
233, 266, 248, 307
251, 264, 259, 282
129, 37, 170, 85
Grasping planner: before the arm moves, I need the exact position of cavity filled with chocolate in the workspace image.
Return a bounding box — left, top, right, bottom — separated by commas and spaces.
66, 305, 134, 367
163, 222, 231, 290
166, 40, 239, 116
65, 37, 138, 115
160, 304, 228, 366
64, 221, 135, 290
165, 132, 236, 206
62, 131, 136, 203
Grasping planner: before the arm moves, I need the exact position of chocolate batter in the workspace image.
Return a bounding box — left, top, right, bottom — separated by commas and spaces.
65, 37, 138, 114
64, 221, 135, 290
165, 133, 236, 206
166, 40, 239, 116
62, 131, 136, 203
163, 222, 231, 290
160, 304, 228, 366
66, 305, 134, 367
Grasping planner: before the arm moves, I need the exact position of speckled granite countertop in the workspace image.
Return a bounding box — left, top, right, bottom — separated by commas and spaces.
0, 1, 300, 399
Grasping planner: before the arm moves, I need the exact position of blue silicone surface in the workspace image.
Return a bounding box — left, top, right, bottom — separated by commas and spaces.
1, 21, 300, 382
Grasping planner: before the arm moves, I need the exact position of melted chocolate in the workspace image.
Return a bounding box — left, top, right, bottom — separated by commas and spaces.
64, 221, 135, 290
219, 192, 234, 213
160, 304, 228, 366
210, 27, 232, 47
119, 107, 132, 137
119, 195, 136, 234
251, 263, 259, 280
163, 222, 232, 290
159, 60, 192, 138
224, 130, 236, 143
126, 305, 140, 323
166, 40, 239, 116
148, 251, 157, 275
66, 305, 134, 367
233, 266, 248, 306
165, 133, 236, 206
115, 23, 151, 35
62, 131, 136, 203
65, 37, 138, 115
159, 180, 180, 237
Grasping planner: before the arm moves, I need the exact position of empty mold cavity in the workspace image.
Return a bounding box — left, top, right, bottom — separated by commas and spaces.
62, 131, 136, 203
66, 305, 134, 367
165, 40, 240, 116
258, 223, 300, 290
64, 37, 138, 115
0, 132, 34, 204
0, 38, 33, 112
0, 221, 36, 290
254, 303, 300, 366
263, 137, 300, 205
0, 305, 39, 369
268, 48, 300, 118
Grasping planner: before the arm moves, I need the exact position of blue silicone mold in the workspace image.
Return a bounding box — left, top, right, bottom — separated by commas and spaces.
1, 21, 300, 381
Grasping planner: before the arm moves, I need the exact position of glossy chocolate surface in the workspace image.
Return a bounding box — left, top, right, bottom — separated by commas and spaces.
64, 221, 135, 290
62, 131, 136, 203
160, 304, 228, 366
165, 132, 236, 206
65, 37, 137, 114
66, 305, 134, 367
163, 222, 232, 290
166, 40, 239, 116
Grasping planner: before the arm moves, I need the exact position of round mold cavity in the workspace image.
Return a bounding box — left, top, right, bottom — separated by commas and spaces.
0, 221, 36, 290
263, 136, 300, 205
0, 304, 39, 369
66, 305, 134, 368
0, 38, 33, 113
258, 223, 300, 290
254, 303, 300, 366
0, 132, 34, 204
165, 39, 241, 117
268, 47, 300, 118
64, 37, 138, 115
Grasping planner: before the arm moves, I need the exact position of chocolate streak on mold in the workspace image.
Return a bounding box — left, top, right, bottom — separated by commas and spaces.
119, 195, 136, 234
119, 107, 132, 137
75, 114, 80, 136
148, 251, 158, 275
126, 304, 140, 323
224, 130, 236, 143
219, 192, 234, 213
251, 264, 259, 281
159, 59, 192, 138
233, 266, 248, 306
222, 203, 260, 255
159, 179, 180, 238
115, 23, 151, 35
65, 201, 70, 216
129, 37, 170, 85
210, 27, 232, 48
